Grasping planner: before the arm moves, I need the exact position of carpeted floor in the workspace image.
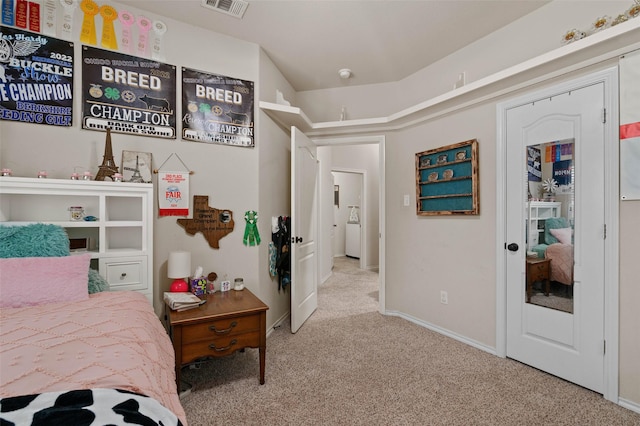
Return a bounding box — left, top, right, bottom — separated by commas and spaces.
180, 256, 639, 425
529, 281, 573, 313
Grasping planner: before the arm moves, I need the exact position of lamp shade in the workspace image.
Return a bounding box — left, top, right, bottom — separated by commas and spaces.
167, 251, 191, 279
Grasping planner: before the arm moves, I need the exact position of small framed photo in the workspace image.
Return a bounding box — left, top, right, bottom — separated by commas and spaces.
121, 151, 153, 183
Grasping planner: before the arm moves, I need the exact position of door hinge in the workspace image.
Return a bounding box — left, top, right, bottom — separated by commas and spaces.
603, 224, 607, 239
602, 108, 607, 123
603, 340, 606, 354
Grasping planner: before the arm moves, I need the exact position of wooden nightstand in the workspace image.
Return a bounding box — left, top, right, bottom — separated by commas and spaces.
167, 288, 268, 389
526, 257, 551, 303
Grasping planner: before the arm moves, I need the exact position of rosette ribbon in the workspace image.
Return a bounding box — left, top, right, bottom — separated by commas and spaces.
243, 210, 261, 246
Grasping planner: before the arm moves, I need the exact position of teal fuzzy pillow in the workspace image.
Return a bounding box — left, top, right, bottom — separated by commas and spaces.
0, 223, 109, 294
544, 217, 569, 245
88, 268, 110, 293
0, 223, 70, 258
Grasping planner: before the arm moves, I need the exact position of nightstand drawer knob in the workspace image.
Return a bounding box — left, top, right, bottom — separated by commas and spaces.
209, 339, 237, 352
209, 321, 237, 334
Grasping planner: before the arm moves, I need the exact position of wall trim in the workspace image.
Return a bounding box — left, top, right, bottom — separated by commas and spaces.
619, 398, 640, 415
267, 312, 290, 338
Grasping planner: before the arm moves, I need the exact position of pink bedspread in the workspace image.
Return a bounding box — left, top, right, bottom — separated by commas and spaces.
546, 243, 573, 286
0, 291, 187, 425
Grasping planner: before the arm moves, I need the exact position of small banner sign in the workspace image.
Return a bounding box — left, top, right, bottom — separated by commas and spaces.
81, 45, 176, 138
158, 170, 189, 216
0, 26, 73, 127
552, 159, 572, 186
181, 67, 254, 147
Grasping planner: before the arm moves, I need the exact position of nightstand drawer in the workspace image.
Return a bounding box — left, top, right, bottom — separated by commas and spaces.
530, 262, 549, 280
182, 315, 260, 341
100, 256, 147, 291
182, 332, 260, 360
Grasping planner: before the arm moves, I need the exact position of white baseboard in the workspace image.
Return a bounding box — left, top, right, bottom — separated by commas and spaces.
384, 309, 497, 356
267, 312, 289, 338
619, 397, 640, 414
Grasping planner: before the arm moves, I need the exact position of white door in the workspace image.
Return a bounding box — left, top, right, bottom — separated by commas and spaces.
505, 82, 606, 392
291, 126, 319, 333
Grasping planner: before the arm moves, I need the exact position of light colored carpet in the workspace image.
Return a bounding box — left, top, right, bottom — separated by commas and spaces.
529, 292, 573, 313
180, 256, 639, 425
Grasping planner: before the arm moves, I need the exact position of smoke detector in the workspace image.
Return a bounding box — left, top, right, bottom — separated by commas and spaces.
338, 68, 352, 79
201, 0, 249, 19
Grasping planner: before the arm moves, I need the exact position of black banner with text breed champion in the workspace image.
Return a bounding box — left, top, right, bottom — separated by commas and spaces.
182, 67, 254, 147
82, 46, 176, 138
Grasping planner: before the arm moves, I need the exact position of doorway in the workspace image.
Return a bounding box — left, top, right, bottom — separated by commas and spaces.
315, 135, 386, 314
496, 68, 619, 400
332, 169, 365, 269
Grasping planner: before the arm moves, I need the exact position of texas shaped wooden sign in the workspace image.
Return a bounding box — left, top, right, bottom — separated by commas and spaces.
177, 195, 234, 249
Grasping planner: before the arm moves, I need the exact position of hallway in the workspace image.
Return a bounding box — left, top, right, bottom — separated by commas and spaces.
314, 255, 379, 321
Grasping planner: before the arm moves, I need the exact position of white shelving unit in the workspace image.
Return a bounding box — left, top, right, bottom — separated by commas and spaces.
527, 201, 561, 250
0, 177, 154, 303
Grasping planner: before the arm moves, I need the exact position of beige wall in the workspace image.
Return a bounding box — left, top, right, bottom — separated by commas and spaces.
384, 104, 497, 348
619, 201, 640, 402
257, 49, 295, 326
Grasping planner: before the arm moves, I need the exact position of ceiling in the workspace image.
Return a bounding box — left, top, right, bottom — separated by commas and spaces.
120, 0, 549, 92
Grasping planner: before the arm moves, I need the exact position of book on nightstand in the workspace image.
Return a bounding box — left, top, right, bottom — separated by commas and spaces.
163, 292, 205, 311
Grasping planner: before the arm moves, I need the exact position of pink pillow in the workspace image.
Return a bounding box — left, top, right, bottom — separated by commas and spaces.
549, 227, 572, 245
0, 254, 91, 308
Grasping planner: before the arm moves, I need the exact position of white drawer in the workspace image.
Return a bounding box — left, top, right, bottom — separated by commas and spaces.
100, 256, 148, 292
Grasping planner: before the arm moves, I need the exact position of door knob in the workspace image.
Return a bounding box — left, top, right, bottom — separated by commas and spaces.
507, 243, 519, 252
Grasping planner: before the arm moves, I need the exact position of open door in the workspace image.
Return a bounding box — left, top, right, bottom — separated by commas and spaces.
291, 126, 319, 333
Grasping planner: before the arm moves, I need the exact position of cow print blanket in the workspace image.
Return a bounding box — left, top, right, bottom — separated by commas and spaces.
0, 388, 183, 426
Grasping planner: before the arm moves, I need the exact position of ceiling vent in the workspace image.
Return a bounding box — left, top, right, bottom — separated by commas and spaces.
201, 0, 249, 19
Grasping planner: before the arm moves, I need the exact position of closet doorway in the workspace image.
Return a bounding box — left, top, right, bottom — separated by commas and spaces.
496, 68, 619, 401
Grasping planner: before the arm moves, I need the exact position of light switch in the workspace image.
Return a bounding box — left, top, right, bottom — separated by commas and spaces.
403, 194, 410, 206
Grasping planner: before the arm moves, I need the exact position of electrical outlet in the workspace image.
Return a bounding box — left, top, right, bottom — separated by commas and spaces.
403, 194, 410, 206
440, 290, 448, 304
